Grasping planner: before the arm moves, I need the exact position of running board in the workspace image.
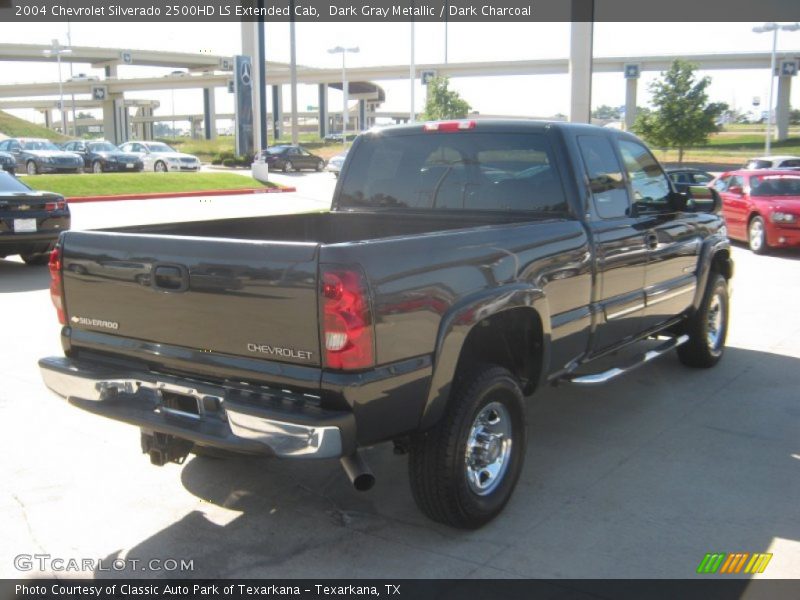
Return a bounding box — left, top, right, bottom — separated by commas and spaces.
563, 335, 689, 386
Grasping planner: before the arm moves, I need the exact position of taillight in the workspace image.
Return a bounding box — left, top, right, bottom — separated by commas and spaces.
423, 120, 477, 132
321, 266, 374, 370
45, 201, 66, 211
49, 246, 65, 325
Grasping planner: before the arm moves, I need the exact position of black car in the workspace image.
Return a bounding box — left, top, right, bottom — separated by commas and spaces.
0, 172, 70, 265
0, 138, 83, 176
258, 145, 325, 173
0, 151, 16, 175
666, 168, 714, 193
63, 140, 144, 173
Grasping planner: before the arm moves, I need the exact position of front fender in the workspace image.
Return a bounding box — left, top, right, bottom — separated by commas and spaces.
418, 283, 550, 430
693, 234, 733, 309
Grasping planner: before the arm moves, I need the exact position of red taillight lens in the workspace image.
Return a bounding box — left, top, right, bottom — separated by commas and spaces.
423, 120, 477, 132
49, 246, 65, 325
321, 266, 374, 370
45, 201, 66, 211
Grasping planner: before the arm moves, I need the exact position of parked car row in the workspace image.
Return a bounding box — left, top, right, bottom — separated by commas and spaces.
0, 137, 202, 175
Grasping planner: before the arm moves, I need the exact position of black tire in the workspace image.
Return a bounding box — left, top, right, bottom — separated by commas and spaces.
283, 160, 293, 173
748, 216, 768, 254
92, 160, 103, 174
26, 161, 38, 176
155, 161, 167, 173
677, 273, 729, 368
408, 365, 526, 529
20, 252, 50, 266
316, 160, 324, 172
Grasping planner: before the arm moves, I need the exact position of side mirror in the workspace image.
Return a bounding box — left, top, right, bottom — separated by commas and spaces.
686, 185, 721, 213
727, 185, 743, 195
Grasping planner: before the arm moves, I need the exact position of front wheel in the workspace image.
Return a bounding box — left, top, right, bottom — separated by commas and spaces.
677, 273, 729, 368
316, 160, 324, 172
748, 216, 768, 254
154, 161, 167, 173
408, 365, 526, 529
92, 160, 103, 174
282, 161, 294, 173
26, 161, 38, 176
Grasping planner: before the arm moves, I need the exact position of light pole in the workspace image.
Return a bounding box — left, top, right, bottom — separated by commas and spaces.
753, 22, 800, 154
43, 39, 71, 135
328, 46, 359, 146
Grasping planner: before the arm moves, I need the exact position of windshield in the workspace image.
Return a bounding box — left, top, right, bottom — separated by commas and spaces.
749, 175, 800, 197
88, 142, 118, 152
265, 145, 290, 155
22, 140, 60, 151
147, 143, 175, 153
0, 172, 32, 192
339, 132, 567, 213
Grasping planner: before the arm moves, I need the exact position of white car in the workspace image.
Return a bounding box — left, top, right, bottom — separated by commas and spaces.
325, 150, 348, 177
117, 141, 201, 172
744, 155, 800, 170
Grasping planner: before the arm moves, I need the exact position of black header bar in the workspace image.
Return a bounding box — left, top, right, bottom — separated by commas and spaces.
0, 0, 798, 23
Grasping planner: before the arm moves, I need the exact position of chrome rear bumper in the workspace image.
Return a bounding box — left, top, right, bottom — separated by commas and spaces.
39, 356, 352, 459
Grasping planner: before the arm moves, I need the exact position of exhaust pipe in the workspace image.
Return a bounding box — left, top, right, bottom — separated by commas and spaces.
340, 452, 375, 491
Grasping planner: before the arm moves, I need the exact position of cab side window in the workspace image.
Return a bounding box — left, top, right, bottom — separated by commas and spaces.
577, 135, 630, 219
713, 176, 729, 192
617, 139, 672, 213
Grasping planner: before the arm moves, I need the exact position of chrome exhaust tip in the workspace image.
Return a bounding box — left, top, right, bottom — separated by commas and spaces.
340, 452, 375, 491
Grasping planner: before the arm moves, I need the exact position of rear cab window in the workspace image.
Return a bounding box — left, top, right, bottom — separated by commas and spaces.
338, 131, 569, 215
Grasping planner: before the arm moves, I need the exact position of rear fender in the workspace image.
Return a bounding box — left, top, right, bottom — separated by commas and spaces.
419, 284, 550, 430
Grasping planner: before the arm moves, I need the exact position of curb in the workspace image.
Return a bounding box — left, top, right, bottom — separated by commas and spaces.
66, 186, 296, 204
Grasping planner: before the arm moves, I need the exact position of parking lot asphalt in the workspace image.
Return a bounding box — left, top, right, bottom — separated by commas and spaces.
1, 176, 798, 580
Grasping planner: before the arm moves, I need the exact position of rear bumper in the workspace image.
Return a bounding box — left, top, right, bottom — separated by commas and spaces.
39, 356, 354, 459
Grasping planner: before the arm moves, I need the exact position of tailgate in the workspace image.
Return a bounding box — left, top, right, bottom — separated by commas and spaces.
60, 231, 322, 367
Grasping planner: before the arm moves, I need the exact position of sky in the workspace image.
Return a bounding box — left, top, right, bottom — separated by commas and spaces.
1, 21, 799, 129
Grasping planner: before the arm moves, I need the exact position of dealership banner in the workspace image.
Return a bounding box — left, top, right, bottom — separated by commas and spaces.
0, 0, 799, 22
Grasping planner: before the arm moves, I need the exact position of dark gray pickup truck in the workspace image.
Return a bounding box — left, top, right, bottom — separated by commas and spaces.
40, 120, 732, 528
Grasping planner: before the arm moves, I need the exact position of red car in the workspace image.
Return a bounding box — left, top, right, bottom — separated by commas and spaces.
713, 169, 800, 254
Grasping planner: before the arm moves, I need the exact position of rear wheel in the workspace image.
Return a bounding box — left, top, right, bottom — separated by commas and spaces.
677, 273, 729, 368
748, 216, 768, 254
26, 161, 38, 176
408, 365, 526, 529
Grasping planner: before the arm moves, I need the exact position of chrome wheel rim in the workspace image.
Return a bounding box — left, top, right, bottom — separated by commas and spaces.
706, 293, 724, 350
93, 162, 102, 173
155, 162, 166, 172
465, 401, 512, 496
749, 219, 764, 252
27, 162, 36, 175
285, 161, 293, 172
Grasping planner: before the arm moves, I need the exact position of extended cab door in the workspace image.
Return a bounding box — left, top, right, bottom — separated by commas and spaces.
616, 139, 700, 329
576, 135, 647, 351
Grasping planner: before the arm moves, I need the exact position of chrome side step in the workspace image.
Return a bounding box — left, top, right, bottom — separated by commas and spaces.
563, 335, 689, 386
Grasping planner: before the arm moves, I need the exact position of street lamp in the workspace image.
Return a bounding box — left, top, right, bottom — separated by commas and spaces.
753, 22, 800, 154
43, 39, 72, 135
328, 46, 359, 146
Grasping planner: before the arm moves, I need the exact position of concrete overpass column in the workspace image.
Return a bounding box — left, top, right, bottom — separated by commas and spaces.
102, 93, 128, 145
203, 87, 217, 140
191, 118, 202, 140
358, 99, 366, 132
568, 12, 593, 123
144, 107, 154, 140
272, 85, 283, 140
41, 109, 52, 130
318, 84, 328, 139
625, 78, 638, 130
776, 75, 793, 141
133, 107, 144, 139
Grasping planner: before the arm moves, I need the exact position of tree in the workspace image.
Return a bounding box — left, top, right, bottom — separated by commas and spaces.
592, 105, 622, 121
422, 76, 471, 121
632, 60, 724, 164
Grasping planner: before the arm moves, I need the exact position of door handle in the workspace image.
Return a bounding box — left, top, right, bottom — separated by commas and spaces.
153, 264, 189, 292
645, 232, 659, 250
